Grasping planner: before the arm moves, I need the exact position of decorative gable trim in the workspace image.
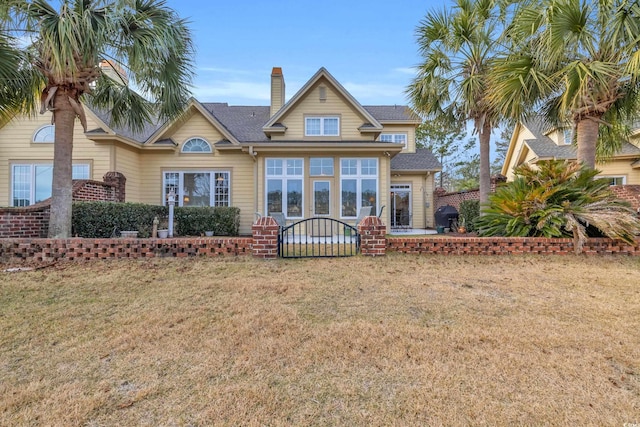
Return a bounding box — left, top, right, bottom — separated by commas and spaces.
145, 98, 240, 146
262, 67, 383, 134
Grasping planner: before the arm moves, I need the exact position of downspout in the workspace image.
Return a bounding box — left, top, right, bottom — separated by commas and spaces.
249, 146, 258, 217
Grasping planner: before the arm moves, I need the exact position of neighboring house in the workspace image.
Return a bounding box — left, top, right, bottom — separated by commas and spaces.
502, 117, 640, 185
0, 67, 441, 235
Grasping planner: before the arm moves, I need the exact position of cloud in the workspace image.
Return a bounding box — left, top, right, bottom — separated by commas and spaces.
393, 67, 417, 75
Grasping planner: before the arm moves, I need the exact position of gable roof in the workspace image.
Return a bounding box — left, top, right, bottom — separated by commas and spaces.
503, 116, 640, 174
263, 67, 383, 132
390, 148, 442, 172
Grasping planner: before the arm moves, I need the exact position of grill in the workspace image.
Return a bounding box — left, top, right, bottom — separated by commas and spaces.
434, 205, 459, 228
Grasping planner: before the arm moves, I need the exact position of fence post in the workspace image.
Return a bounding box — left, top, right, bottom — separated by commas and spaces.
252, 216, 279, 259
358, 216, 386, 256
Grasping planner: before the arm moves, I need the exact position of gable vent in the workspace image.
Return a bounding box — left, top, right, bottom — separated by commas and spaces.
319, 86, 327, 101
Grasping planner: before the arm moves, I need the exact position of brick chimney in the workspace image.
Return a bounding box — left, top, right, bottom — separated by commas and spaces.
270, 67, 285, 117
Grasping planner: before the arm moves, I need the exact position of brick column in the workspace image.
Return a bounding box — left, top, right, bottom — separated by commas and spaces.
103, 172, 126, 202
252, 216, 279, 259
358, 216, 386, 256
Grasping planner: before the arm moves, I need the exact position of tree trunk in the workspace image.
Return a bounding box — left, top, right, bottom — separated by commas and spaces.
576, 116, 600, 169
478, 119, 492, 210
48, 90, 76, 238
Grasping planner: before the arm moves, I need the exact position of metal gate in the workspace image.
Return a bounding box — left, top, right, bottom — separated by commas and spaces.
279, 217, 360, 258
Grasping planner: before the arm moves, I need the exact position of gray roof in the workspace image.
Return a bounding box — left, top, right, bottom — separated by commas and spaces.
523, 117, 640, 159
89, 106, 161, 143
88, 102, 420, 144
364, 105, 419, 121
390, 148, 442, 171
201, 103, 271, 142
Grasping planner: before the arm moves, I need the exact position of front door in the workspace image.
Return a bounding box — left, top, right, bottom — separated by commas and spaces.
390, 184, 411, 229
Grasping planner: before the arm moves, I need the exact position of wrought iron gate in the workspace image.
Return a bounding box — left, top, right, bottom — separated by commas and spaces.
279, 217, 360, 258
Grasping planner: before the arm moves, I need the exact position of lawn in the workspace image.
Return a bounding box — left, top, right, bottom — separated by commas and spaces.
1, 254, 639, 426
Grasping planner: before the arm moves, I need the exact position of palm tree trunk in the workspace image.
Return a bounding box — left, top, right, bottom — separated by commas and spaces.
576, 116, 600, 169
49, 90, 75, 238
478, 119, 492, 209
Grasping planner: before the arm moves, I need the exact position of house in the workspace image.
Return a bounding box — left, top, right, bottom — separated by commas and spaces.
502, 117, 640, 185
0, 67, 441, 235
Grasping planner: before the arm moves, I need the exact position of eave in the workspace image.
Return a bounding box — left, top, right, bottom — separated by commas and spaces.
229, 141, 404, 154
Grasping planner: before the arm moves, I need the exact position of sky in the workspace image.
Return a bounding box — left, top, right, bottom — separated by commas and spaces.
162, 0, 438, 107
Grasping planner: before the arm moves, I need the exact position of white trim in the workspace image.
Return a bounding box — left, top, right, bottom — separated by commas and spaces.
305, 116, 340, 136
11, 162, 90, 206
181, 137, 212, 153
379, 133, 407, 149
597, 175, 626, 186
32, 125, 55, 143
339, 158, 378, 219
162, 170, 230, 207
265, 158, 305, 219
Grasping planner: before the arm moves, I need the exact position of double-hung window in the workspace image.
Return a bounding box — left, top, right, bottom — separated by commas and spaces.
379, 133, 407, 148
305, 117, 339, 136
163, 171, 230, 207
12, 163, 90, 206
340, 158, 378, 218
266, 158, 304, 218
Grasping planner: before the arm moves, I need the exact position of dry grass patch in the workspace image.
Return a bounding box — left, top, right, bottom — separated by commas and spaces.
1, 255, 639, 426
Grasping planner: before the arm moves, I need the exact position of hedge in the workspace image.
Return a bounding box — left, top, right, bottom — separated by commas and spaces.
72, 202, 240, 237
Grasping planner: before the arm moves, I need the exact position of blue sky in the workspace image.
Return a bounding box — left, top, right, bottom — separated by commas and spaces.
163, 0, 438, 107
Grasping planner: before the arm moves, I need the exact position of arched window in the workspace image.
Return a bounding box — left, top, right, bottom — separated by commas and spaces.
33, 125, 55, 143
182, 137, 212, 153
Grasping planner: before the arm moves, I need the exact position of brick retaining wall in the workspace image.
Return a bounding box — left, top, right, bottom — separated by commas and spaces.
0, 237, 252, 262
387, 236, 640, 255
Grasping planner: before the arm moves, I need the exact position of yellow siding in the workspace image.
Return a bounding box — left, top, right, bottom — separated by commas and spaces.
504, 126, 536, 180
390, 174, 436, 229
165, 113, 226, 149
273, 77, 375, 142
113, 144, 141, 201
137, 150, 256, 234
379, 124, 417, 153
0, 111, 111, 206
596, 159, 640, 185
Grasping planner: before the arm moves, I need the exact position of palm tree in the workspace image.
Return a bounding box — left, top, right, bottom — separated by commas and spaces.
407, 0, 507, 206
1, 0, 194, 237
490, 0, 640, 168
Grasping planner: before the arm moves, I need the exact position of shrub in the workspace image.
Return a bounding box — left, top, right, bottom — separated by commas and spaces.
72, 202, 167, 238
174, 206, 240, 236
476, 160, 640, 253
458, 200, 480, 232
73, 203, 241, 237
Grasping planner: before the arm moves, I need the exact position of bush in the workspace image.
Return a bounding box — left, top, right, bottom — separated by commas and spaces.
458, 200, 480, 232
72, 202, 241, 238
476, 160, 640, 253
174, 206, 240, 236
72, 202, 167, 238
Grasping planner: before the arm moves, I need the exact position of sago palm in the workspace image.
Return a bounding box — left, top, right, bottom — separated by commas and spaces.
477, 160, 640, 253
489, 0, 640, 168
0, 0, 194, 237
407, 0, 508, 206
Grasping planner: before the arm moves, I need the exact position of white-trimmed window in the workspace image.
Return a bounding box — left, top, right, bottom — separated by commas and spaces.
305, 117, 339, 136
380, 133, 407, 148
266, 158, 303, 218
163, 171, 230, 207
12, 163, 90, 206
310, 157, 334, 176
599, 175, 626, 186
182, 137, 212, 153
340, 158, 378, 218
562, 128, 573, 145
33, 125, 55, 143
